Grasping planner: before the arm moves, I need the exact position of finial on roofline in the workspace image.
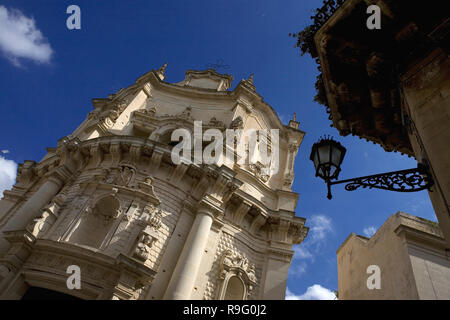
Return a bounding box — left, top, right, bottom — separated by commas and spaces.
159, 63, 168, 74
288, 112, 299, 129
156, 62, 168, 80
248, 73, 254, 84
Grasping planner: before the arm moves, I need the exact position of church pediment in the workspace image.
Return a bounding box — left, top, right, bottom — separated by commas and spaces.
175, 69, 233, 91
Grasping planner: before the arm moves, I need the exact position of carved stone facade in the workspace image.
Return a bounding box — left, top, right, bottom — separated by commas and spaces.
0, 66, 308, 300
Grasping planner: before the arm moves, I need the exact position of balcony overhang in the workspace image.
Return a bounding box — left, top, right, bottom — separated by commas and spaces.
313, 0, 449, 156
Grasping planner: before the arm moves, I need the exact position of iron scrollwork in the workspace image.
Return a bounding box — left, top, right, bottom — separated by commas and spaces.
310, 0, 347, 33
326, 164, 434, 199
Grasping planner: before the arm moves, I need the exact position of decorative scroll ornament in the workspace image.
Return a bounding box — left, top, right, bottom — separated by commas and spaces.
337, 166, 433, 193
219, 249, 257, 298
249, 162, 270, 183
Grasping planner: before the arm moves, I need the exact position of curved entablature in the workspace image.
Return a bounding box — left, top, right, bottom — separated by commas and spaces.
6, 134, 306, 241
73, 66, 304, 142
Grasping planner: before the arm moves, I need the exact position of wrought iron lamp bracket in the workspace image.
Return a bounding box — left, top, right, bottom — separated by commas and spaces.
325, 164, 434, 200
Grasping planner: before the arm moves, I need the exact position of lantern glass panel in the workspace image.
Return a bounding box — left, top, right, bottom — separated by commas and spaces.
331, 147, 342, 167
313, 152, 319, 169
318, 144, 330, 165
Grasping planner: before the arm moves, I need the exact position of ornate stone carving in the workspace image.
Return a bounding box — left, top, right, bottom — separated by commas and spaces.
249, 162, 269, 182
27, 208, 55, 237
132, 204, 162, 262
218, 249, 257, 298
141, 204, 162, 230
26, 192, 67, 238
104, 165, 135, 187
177, 107, 192, 120
207, 117, 225, 128
133, 226, 157, 261
117, 166, 134, 186
16, 161, 36, 186
230, 116, 243, 129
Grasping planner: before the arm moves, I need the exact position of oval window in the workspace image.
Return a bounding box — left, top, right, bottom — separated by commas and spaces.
224, 276, 245, 300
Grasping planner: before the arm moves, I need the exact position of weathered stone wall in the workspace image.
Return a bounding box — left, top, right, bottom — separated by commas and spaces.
402, 48, 450, 246
337, 212, 450, 300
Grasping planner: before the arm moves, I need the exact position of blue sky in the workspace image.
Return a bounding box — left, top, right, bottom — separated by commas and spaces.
0, 0, 436, 300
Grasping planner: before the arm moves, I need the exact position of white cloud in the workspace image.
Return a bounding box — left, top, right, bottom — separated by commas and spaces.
290, 215, 333, 278
286, 285, 336, 300
0, 6, 53, 66
363, 226, 377, 238
293, 246, 312, 260
0, 156, 17, 197
309, 215, 333, 242
1, 150, 9, 154
288, 262, 308, 278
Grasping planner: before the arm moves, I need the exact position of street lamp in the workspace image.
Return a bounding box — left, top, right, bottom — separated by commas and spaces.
310, 137, 434, 199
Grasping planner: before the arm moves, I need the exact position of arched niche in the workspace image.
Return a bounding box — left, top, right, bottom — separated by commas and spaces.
67, 194, 122, 249
217, 250, 258, 300
223, 275, 246, 300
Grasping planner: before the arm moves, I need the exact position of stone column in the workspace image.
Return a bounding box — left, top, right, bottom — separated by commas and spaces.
163, 208, 213, 300
0, 176, 64, 254
146, 206, 194, 300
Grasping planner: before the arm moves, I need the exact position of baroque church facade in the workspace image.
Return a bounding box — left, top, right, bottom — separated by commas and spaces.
0, 65, 308, 300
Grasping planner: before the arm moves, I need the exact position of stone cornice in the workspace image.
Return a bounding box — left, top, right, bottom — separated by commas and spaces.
233, 165, 300, 200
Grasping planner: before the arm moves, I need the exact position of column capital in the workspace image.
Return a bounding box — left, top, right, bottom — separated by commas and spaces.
196, 195, 223, 219
45, 166, 72, 186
